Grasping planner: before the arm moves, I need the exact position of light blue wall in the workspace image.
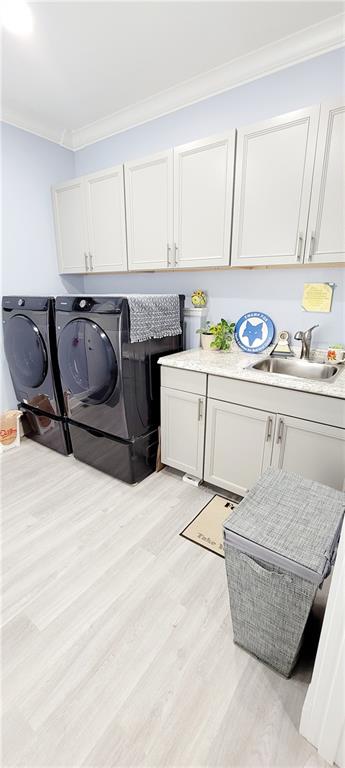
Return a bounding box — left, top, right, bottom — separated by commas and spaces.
76, 48, 345, 351
1, 123, 83, 409
74, 268, 345, 350
1, 49, 345, 409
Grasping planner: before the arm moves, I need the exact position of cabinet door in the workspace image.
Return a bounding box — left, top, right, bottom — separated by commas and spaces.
53, 179, 88, 273
305, 104, 345, 264
271, 415, 345, 491
125, 150, 173, 271
161, 387, 205, 478
85, 166, 127, 272
231, 106, 320, 266
204, 399, 275, 496
173, 133, 235, 268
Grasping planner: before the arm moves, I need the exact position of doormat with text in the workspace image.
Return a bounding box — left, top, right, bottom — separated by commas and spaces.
180, 495, 240, 558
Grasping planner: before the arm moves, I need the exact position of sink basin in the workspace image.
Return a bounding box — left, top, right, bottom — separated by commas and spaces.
250, 357, 342, 381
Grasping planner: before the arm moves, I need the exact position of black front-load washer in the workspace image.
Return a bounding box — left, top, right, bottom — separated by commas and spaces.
2, 296, 71, 455
55, 295, 184, 483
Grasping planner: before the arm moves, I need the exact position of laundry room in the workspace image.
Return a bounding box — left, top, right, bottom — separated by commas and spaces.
1, 3, 345, 768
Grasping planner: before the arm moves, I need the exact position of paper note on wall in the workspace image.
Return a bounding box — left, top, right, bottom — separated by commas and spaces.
302, 283, 334, 313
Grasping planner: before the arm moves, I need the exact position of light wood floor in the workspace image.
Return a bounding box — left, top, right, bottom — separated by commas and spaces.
1, 439, 328, 768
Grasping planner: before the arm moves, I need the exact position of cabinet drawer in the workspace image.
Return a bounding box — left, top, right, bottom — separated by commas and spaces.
208, 375, 345, 429
161, 366, 207, 395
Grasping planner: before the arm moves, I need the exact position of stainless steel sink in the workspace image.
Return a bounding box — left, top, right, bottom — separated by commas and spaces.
249, 357, 342, 381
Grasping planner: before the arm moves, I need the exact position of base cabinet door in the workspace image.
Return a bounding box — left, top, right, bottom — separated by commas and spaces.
161, 387, 205, 478
204, 399, 276, 496
305, 103, 345, 264
271, 415, 345, 491
85, 166, 127, 272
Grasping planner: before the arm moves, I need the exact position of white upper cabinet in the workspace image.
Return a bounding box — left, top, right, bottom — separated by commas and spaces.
54, 167, 127, 274
85, 166, 127, 272
231, 106, 320, 266
53, 179, 88, 273
125, 151, 173, 271
53, 102, 344, 275
305, 103, 345, 264
173, 133, 236, 268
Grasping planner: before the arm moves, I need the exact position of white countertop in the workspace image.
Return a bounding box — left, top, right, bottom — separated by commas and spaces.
158, 347, 345, 399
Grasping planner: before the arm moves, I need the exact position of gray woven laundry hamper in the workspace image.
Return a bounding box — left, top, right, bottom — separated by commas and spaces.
223, 468, 344, 677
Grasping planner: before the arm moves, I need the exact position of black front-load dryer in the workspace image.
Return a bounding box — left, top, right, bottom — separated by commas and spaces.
2, 296, 71, 455
55, 295, 184, 483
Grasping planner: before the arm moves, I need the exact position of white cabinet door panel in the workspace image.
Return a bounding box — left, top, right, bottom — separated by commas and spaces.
174, 133, 235, 268
85, 166, 127, 272
271, 415, 345, 491
306, 104, 345, 264
204, 399, 275, 496
231, 107, 320, 266
161, 387, 205, 478
53, 180, 88, 273
125, 150, 173, 271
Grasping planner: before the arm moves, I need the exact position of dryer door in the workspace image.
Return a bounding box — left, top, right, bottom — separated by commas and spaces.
57, 319, 118, 409
4, 315, 48, 391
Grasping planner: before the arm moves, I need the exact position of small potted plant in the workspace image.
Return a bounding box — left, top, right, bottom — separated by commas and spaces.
196, 321, 214, 350
209, 319, 235, 351
197, 319, 235, 351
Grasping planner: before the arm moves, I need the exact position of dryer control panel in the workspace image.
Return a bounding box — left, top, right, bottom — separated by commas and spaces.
55, 296, 124, 314
2, 296, 51, 311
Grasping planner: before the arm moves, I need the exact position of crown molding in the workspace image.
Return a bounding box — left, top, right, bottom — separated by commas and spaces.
3, 13, 345, 151
1, 107, 74, 150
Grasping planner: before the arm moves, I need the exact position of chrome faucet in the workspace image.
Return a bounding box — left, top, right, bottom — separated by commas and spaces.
294, 325, 319, 360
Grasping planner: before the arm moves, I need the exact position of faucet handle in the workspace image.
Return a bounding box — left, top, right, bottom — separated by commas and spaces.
294, 325, 319, 340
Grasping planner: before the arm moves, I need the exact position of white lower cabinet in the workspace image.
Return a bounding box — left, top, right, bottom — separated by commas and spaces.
161, 387, 205, 478
204, 399, 276, 496
160, 367, 345, 493
271, 415, 345, 491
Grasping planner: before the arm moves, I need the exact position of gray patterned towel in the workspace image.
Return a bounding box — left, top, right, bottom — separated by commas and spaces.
127, 294, 182, 343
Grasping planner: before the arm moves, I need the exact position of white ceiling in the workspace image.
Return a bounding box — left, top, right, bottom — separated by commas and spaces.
2, 1, 345, 149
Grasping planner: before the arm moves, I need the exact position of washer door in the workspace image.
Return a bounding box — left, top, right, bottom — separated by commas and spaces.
58, 319, 117, 404
4, 315, 48, 388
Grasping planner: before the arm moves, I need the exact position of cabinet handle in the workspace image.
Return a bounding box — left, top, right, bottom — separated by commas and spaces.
265, 416, 273, 442
276, 418, 284, 444
296, 233, 304, 262
84, 252, 89, 271
167, 243, 172, 266
198, 398, 203, 421
174, 243, 179, 264
308, 233, 315, 262
89, 252, 93, 271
